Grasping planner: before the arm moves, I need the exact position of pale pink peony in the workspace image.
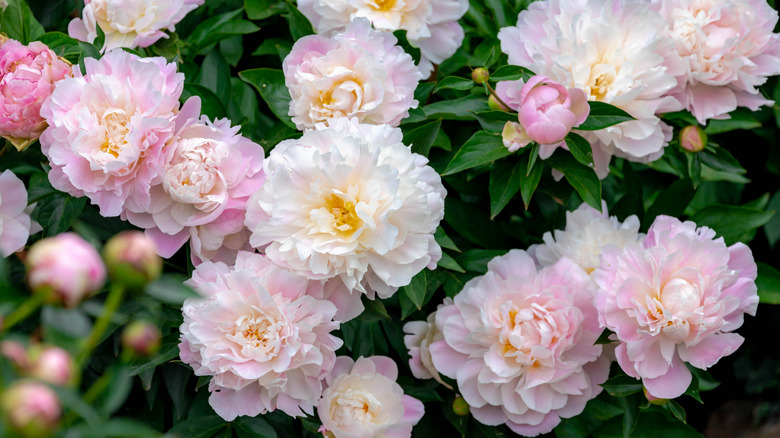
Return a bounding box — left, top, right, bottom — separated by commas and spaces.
178, 251, 342, 420
0, 39, 72, 151
124, 99, 265, 265
69, 0, 204, 52
27, 345, 74, 386
297, 0, 469, 78
283, 18, 422, 130
496, 76, 589, 156
0, 381, 61, 436
0, 170, 36, 257
318, 356, 424, 438
429, 250, 610, 436
498, 0, 684, 178
402, 298, 452, 388
594, 215, 759, 399
654, 0, 780, 124
26, 233, 106, 308
40, 49, 183, 217
245, 118, 445, 314
530, 201, 642, 273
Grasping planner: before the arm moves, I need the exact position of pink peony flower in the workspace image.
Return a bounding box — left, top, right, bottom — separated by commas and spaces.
498, 0, 684, 178
27, 345, 74, 386
124, 99, 265, 265
40, 49, 183, 217
0, 39, 72, 151
403, 298, 453, 388
178, 251, 342, 420
26, 233, 106, 308
297, 0, 469, 78
0, 381, 60, 436
245, 118, 445, 316
429, 250, 610, 436
69, 0, 204, 52
496, 76, 589, 156
593, 215, 759, 399
654, 0, 780, 124
318, 356, 424, 438
283, 18, 422, 130
0, 170, 36, 257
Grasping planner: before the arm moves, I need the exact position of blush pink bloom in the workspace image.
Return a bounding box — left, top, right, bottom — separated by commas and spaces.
498, 0, 684, 178
0, 381, 61, 436
69, 0, 204, 52
0, 39, 72, 151
178, 251, 342, 420
27, 345, 75, 386
593, 216, 759, 399
124, 99, 265, 265
318, 356, 424, 438
403, 298, 453, 388
26, 233, 106, 308
283, 18, 422, 130
429, 250, 610, 436
40, 49, 183, 217
297, 0, 468, 78
496, 76, 589, 156
654, 0, 780, 124
0, 170, 36, 257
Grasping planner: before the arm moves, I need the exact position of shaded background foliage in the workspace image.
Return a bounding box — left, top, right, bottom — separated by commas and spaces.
1, 0, 780, 436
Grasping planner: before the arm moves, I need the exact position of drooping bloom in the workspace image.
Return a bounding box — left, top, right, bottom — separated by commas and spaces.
0, 39, 72, 151
498, 0, 684, 178
0, 170, 36, 257
654, 0, 780, 124
496, 75, 590, 156
403, 298, 453, 388
283, 18, 422, 130
594, 215, 759, 399
40, 49, 183, 217
178, 251, 342, 420
245, 118, 445, 317
124, 100, 265, 265
68, 0, 205, 52
430, 250, 610, 436
318, 356, 425, 438
530, 201, 642, 273
297, 0, 469, 78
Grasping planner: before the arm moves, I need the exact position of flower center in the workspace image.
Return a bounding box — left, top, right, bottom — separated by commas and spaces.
660, 278, 701, 314
101, 111, 130, 158
332, 388, 381, 426
319, 78, 364, 114
329, 194, 361, 232
371, 0, 397, 12
232, 313, 282, 358
587, 62, 617, 101
309, 192, 365, 238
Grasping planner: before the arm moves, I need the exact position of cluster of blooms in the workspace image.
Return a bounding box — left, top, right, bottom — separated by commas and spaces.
496, 0, 780, 177
404, 203, 759, 435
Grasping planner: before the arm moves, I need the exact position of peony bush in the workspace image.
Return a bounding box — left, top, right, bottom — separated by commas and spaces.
1, 0, 780, 437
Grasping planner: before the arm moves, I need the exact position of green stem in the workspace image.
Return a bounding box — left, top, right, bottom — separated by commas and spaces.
82, 371, 112, 404
77, 283, 126, 367
1, 292, 46, 332
485, 81, 514, 113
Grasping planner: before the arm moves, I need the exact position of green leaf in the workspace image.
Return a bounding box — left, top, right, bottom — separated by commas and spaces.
437, 252, 466, 273
520, 154, 544, 209
357, 295, 390, 322
186, 9, 259, 54
473, 110, 517, 134
219, 36, 244, 67
434, 76, 474, 93
442, 131, 511, 175
666, 400, 687, 424
565, 132, 594, 167
196, 50, 231, 105
545, 153, 602, 210
444, 198, 506, 248
182, 83, 227, 120
422, 95, 490, 120
490, 65, 535, 82
689, 204, 775, 245
619, 394, 641, 438
757, 262, 780, 304
234, 416, 278, 438
455, 249, 508, 274
403, 119, 441, 157
146, 275, 199, 305
705, 108, 761, 134
401, 271, 427, 310
577, 101, 635, 130
285, 1, 315, 40
245, 0, 286, 20
645, 178, 694, 224
601, 374, 644, 397
0, 0, 45, 43
251, 38, 292, 60
699, 147, 746, 175
489, 159, 524, 218
129, 338, 180, 376
36, 32, 82, 63
163, 415, 227, 438
31, 194, 87, 236
239, 68, 295, 129
96, 365, 134, 417
434, 226, 460, 252
65, 418, 163, 438
765, 191, 780, 247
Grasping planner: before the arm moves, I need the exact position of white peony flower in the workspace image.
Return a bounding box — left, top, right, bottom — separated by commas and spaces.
402, 298, 452, 388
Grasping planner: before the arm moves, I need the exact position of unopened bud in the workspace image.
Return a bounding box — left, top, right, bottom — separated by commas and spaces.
488, 94, 509, 112
27, 345, 74, 386
643, 387, 669, 405
679, 125, 706, 152
1, 381, 61, 437
471, 68, 489, 84
122, 321, 161, 357
103, 231, 162, 289
26, 233, 106, 308
1, 340, 29, 369
452, 395, 470, 416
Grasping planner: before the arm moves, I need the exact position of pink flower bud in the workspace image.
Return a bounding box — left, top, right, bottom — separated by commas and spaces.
26, 233, 106, 308
471, 68, 489, 84
103, 231, 162, 289
27, 345, 74, 386
0, 381, 60, 437
679, 125, 706, 153
1, 340, 29, 369
121, 321, 161, 357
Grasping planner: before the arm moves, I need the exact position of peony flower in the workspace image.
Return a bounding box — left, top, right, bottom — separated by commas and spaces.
245, 118, 445, 310
283, 18, 422, 130
498, 0, 684, 178
402, 298, 452, 388
530, 201, 642, 273
318, 356, 424, 438
654, 0, 780, 124
27, 345, 74, 386
103, 230, 162, 288
40, 49, 183, 217
496, 76, 589, 156
26, 233, 106, 308
0, 170, 36, 257
594, 215, 759, 399
297, 0, 469, 78
68, 0, 204, 52
123, 100, 265, 265
0, 39, 72, 151
0, 381, 60, 437
178, 251, 342, 420
429, 250, 610, 436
